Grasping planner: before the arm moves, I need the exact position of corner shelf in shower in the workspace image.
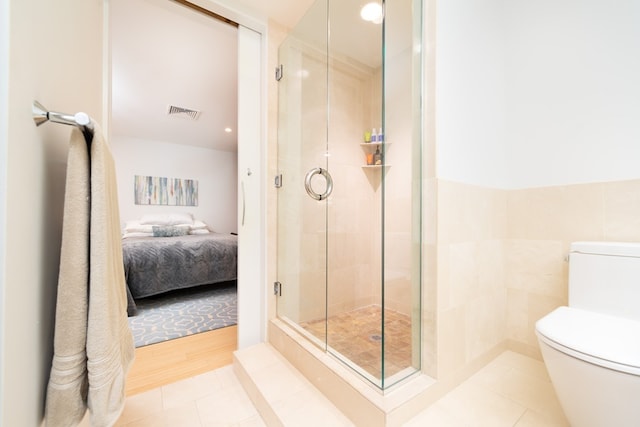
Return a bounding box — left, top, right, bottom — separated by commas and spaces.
360, 142, 391, 168
361, 165, 391, 169
360, 142, 391, 149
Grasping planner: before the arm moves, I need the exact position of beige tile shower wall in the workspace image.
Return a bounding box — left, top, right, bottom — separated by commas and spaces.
326, 58, 380, 318
436, 180, 508, 379
383, 48, 417, 316
271, 30, 417, 325
271, 46, 381, 322
273, 35, 386, 324
505, 178, 640, 357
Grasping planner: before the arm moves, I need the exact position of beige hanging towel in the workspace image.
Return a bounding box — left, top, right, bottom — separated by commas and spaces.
45, 124, 135, 427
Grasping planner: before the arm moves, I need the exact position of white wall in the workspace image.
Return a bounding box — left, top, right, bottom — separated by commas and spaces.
1, 1, 103, 425
111, 137, 238, 234
436, 0, 509, 188
437, 0, 640, 189
504, 0, 640, 188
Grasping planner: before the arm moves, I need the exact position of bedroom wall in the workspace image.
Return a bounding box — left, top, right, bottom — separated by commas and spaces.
111, 136, 238, 234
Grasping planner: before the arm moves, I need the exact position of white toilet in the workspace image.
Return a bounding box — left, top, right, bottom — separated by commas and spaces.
536, 241, 640, 427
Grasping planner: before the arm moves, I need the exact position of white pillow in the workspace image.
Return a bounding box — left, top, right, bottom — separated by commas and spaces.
139, 212, 193, 226
124, 220, 153, 233
122, 231, 153, 239
190, 220, 208, 230
189, 228, 210, 235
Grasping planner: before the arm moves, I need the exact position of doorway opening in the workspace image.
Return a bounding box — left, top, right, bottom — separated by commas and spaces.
109, 0, 249, 394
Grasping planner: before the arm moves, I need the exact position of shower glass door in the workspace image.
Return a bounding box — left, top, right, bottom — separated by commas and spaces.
276, 0, 422, 389
275, 0, 330, 349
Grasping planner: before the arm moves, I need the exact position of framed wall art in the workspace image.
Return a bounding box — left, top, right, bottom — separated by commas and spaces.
134, 175, 198, 206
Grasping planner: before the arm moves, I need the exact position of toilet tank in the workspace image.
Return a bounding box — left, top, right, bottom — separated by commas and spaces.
569, 241, 640, 322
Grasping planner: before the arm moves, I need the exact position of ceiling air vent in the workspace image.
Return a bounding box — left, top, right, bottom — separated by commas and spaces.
167, 105, 201, 120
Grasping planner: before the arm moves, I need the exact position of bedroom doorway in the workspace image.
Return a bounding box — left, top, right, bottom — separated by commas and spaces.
108, 0, 265, 393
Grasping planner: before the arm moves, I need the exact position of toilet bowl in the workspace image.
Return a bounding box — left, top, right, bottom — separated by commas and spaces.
535, 242, 640, 427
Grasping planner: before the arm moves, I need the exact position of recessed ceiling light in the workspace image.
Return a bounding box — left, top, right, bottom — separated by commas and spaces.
360, 2, 383, 24
224, 127, 232, 133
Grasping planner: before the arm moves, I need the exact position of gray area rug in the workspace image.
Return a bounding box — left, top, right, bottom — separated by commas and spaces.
127, 281, 237, 347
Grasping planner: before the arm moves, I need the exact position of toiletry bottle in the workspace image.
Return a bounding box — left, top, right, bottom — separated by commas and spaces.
371, 128, 377, 143
374, 146, 382, 165
366, 152, 374, 165
378, 127, 384, 143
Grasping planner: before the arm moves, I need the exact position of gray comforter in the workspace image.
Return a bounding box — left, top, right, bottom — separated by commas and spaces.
122, 233, 237, 315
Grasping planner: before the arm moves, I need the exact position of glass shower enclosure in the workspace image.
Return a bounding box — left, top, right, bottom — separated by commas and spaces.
276, 0, 422, 389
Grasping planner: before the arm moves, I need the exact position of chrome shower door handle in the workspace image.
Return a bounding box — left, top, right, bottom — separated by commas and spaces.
304, 167, 333, 201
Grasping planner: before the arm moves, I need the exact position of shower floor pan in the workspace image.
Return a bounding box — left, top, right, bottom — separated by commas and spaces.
300, 305, 413, 380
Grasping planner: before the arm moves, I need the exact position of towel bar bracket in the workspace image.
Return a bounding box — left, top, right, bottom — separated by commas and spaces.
33, 100, 94, 142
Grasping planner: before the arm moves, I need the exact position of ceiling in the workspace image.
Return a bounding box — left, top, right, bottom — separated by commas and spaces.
110, 0, 392, 153
227, 0, 317, 29
111, 0, 240, 152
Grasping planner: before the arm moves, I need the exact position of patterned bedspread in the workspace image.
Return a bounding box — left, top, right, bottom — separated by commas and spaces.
122, 233, 237, 315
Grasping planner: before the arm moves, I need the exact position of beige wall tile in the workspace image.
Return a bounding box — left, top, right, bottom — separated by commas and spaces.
603, 179, 640, 241
422, 242, 438, 376
505, 239, 568, 300
507, 183, 605, 242
432, 177, 638, 380
506, 288, 529, 343
478, 239, 505, 294
437, 306, 467, 378
436, 244, 451, 311
466, 290, 507, 361
447, 242, 479, 308
526, 293, 565, 347
439, 181, 508, 244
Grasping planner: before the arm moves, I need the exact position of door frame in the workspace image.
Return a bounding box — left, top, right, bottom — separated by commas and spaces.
102, 0, 268, 348
0, 0, 7, 419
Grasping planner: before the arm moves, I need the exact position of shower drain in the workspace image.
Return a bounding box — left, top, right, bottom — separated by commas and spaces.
369, 334, 382, 342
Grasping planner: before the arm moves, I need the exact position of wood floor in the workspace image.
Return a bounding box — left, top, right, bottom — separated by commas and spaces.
125, 325, 238, 396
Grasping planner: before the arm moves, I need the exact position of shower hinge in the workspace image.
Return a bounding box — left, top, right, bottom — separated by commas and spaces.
273, 281, 282, 296
275, 64, 283, 81
274, 174, 283, 188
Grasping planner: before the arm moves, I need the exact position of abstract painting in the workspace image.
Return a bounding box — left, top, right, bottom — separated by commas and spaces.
134, 175, 198, 206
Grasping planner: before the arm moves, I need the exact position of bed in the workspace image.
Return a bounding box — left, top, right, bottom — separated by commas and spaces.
121, 214, 237, 315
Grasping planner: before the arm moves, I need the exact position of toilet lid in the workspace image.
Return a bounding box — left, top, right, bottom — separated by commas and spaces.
536, 306, 640, 375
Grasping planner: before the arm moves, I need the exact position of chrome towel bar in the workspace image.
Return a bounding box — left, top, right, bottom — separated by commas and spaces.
33, 100, 94, 142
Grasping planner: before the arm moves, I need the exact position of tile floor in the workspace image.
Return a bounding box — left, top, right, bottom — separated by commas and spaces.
93, 350, 568, 426
404, 351, 569, 427
300, 305, 413, 378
